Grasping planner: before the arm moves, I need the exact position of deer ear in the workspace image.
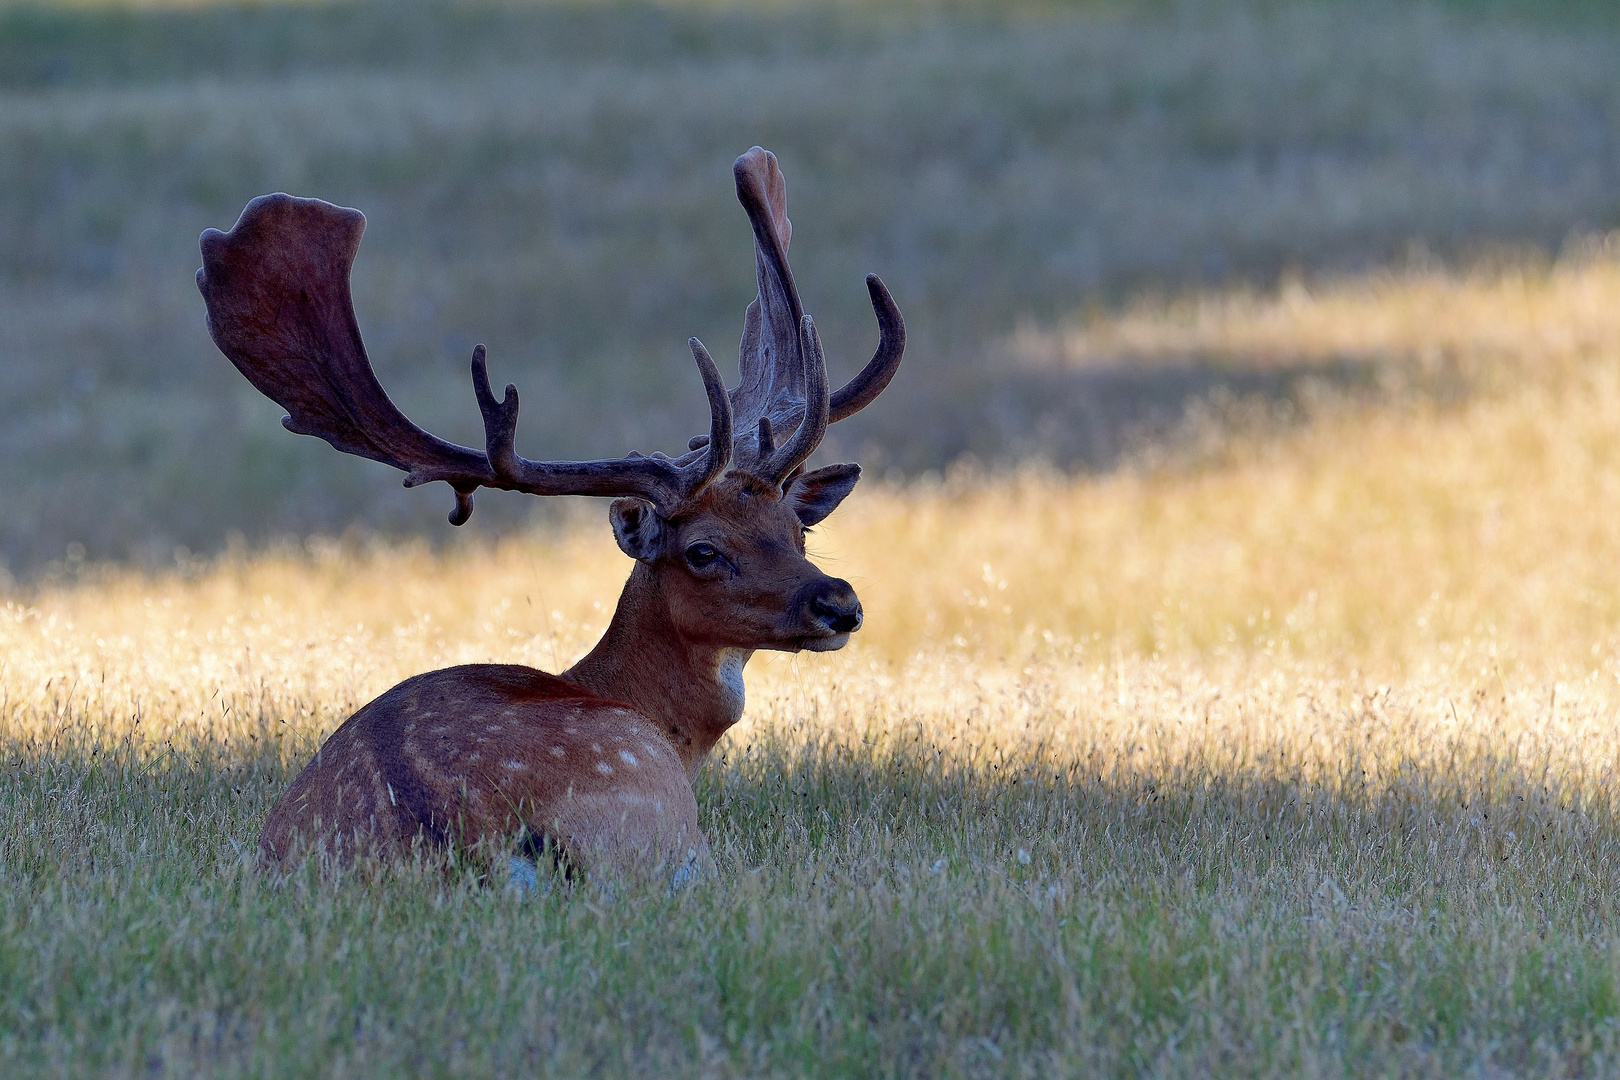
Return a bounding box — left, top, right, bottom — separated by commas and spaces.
609, 497, 664, 560
785, 463, 860, 527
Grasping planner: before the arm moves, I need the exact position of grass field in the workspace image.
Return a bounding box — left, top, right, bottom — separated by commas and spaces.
7, 0, 1620, 1075
5, 245, 1620, 1075
2, 0, 1620, 573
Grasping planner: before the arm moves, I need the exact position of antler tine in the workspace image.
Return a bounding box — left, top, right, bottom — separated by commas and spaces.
683, 336, 733, 494
828, 274, 906, 423
470, 343, 520, 477
468, 339, 731, 510
763, 315, 830, 486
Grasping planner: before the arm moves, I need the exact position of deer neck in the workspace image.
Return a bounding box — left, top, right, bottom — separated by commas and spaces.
563, 563, 751, 776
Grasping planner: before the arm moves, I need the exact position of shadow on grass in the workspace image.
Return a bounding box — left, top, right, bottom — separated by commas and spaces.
7, 717, 1610, 900
878, 353, 1390, 473
6, 724, 1620, 1074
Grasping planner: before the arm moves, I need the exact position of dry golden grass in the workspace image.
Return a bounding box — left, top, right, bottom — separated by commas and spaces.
1024, 239, 1620, 374
8, 248, 1620, 1075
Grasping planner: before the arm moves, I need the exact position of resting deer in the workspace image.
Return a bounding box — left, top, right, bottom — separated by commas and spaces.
197, 148, 904, 881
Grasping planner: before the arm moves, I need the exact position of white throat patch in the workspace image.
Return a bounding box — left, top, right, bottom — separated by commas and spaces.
715, 648, 749, 723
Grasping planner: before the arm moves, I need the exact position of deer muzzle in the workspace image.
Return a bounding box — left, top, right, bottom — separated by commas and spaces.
796, 577, 862, 651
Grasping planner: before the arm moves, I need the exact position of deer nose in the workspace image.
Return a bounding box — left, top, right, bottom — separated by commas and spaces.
809, 579, 863, 634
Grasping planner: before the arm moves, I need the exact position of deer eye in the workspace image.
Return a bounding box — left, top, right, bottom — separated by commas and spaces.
685, 542, 719, 569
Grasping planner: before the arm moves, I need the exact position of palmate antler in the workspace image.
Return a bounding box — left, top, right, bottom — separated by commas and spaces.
196, 149, 902, 522
723, 148, 906, 485
197, 194, 732, 523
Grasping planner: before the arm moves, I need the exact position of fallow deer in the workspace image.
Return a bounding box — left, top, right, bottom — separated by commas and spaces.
197, 148, 904, 881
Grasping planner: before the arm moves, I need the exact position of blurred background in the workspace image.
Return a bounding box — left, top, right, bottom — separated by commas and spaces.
1, 0, 1616, 579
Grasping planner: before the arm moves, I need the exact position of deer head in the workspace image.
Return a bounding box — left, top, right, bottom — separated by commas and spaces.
197, 148, 904, 664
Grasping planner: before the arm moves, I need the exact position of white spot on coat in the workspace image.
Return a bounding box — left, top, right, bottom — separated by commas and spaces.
618, 750, 638, 767
503, 759, 528, 771
595, 761, 613, 776
550, 746, 566, 757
